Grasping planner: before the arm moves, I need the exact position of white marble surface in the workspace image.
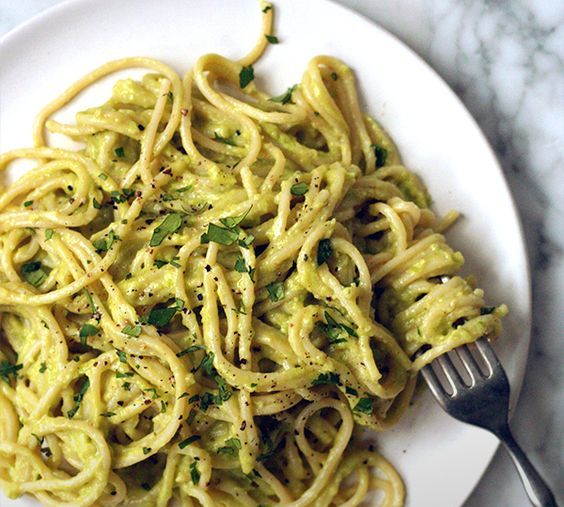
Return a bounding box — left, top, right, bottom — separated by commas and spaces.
1, 1, 562, 506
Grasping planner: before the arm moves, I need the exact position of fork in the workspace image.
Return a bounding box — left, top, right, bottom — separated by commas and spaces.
420, 336, 558, 507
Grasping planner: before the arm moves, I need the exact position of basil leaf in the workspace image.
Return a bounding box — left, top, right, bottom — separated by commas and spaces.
150, 213, 183, 247
266, 281, 284, 302
317, 238, 333, 265
270, 85, 297, 105
239, 65, 254, 89
290, 182, 308, 196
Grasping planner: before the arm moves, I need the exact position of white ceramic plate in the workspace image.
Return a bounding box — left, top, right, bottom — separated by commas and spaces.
0, 0, 531, 506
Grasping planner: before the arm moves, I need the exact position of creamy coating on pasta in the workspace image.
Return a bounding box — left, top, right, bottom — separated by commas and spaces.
0, 3, 507, 506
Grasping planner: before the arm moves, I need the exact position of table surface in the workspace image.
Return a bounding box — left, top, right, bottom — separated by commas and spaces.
1, 1, 562, 506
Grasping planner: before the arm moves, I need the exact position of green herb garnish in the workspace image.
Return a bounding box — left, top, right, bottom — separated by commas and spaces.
266, 281, 284, 302
217, 437, 242, 456
317, 238, 333, 265
265, 34, 279, 44
270, 85, 297, 105
290, 182, 308, 196
353, 397, 373, 414
176, 345, 206, 358
67, 377, 90, 419
122, 325, 141, 337
179, 435, 201, 449
311, 372, 341, 386
239, 65, 254, 89
213, 132, 237, 146
114, 147, 125, 157
0, 361, 22, 384
21, 261, 48, 287
116, 349, 127, 363
45, 229, 54, 240
149, 213, 183, 247
23, 200, 33, 207
371, 144, 388, 168
190, 461, 200, 485
79, 323, 99, 345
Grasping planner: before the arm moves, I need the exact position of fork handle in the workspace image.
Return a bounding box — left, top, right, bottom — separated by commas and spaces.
496, 425, 558, 507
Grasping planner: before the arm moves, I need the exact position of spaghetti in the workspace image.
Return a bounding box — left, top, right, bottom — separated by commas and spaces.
0, 2, 506, 506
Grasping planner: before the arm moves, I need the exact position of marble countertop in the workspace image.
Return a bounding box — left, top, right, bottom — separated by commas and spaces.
1, 1, 562, 506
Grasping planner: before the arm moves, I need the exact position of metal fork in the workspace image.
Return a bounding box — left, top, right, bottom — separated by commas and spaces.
420, 337, 558, 507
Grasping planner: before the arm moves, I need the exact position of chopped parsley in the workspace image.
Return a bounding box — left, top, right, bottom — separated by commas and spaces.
213, 132, 237, 146
100, 411, 116, 417
122, 324, 141, 337
21, 261, 48, 288
234, 256, 255, 281
239, 65, 254, 89
23, 200, 33, 207
149, 213, 183, 247
0, 361, 22, 384
190, 461, 201, 485
116, 349, 127, 363
219, 206, 252, 229
39, 362, 47, 373
262, 5, 272, 13
176, 345, 206, 358
201, 223, 239, 246
317, 238, 333, 265
371, 144, 388, 168
93, 230, 119, 253
217, 437, 242, 456
345, 386, 358, 396
93, 198, 102, 209
311, 372, 341, 386
270, 84, 297, 105
154, 256, 180, 269
290, 182, 308, 196
114, 147, 125, 158
145, 299, 183, 328
266, 281, 284, 302
265, 34, 279, 44
79, 323, 99, 345
67, 377, 90, 419
318, 311, 358, 344
83, 289, 96, 313
116, 372, 134, 378
179, 435, 201, 449
480, 306, 496, 315
45, 229, 54, 240
353, 397, 373, 414
143, 447, 151, 455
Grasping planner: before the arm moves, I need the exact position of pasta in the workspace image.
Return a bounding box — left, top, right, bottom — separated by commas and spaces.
0, 2, 507, 506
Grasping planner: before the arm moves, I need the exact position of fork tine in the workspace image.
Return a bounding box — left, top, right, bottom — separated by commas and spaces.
474, 337, 502, 376
456, 345, 482, 386
436, 353, 465, 393
420, 364, 449, 399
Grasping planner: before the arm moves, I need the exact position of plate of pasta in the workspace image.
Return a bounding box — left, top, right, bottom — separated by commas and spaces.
0, 0, 531, 506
